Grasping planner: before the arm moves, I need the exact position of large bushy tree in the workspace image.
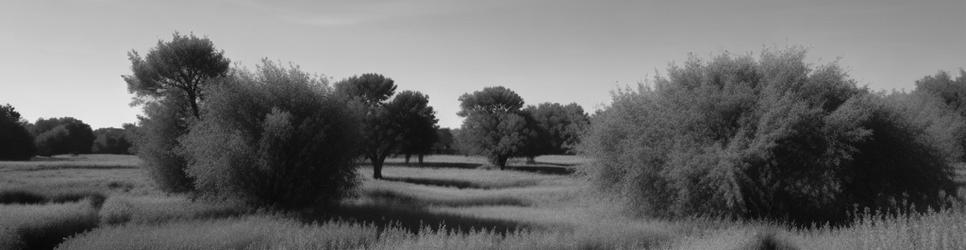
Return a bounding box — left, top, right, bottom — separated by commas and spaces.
458, 86, 530, 169
395, 91, 439, 165
123, 32, 231, 193
583, 49, 961, 224
0, 104, 35, 160
181, 60, 363, 209
335, 73, 399, 179
31, 117, 95, 156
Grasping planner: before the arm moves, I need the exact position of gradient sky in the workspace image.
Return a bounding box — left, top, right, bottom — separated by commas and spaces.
1, 0, 964, 129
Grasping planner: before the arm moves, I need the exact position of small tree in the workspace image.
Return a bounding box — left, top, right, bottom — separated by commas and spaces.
395, 91, 439, 165
31, 117, 95, 156
0, 104, 35, 160
181, 60, 363, 209
518, 102, 591, 163
334, 73, 401, 179
458, 86, 530, 169
124, 32, 230, 193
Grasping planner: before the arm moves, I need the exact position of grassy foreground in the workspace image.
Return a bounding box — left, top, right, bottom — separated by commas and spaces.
1, 154, 965, 249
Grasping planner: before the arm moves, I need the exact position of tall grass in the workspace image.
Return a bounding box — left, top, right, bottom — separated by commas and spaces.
0, 200, 99, 250
98, 195, 247, 225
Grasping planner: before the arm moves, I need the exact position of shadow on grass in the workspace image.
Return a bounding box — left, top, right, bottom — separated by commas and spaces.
381, 162, 485, 169
363, 189, 530, 207
8, 164, 138, 172
381, 177, 537, 189
0, 189, 107, 208
303, 201, 532, 235
504, 165, 575, 175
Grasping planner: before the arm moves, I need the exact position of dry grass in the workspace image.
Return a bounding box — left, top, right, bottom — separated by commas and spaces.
98, 195, 248, 225
0, 200, 100, 250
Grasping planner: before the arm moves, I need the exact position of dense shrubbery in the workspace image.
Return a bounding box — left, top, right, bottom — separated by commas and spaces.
30, 117, 95, 156
135, 96, 195, 193
91, 127, 134, 154
0, 104, 35, 160
180, 60, 363, 209
583, 49, 961, 223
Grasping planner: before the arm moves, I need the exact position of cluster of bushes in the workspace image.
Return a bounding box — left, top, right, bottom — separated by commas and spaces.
124, 33, 443, 209
582, 48, 963, 224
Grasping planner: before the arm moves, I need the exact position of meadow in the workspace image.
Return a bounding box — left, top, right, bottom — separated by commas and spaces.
1, 154, 965, 249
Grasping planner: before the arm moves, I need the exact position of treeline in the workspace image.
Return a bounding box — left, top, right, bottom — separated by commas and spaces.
112, 32, 589, 210
582, 48, 966, 224
0, 109, 137, 160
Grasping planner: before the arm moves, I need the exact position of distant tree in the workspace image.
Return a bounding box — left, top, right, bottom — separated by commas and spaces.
518, 103, 591, 163
123, 32, 231, 118
92, 127, 134, 154
123, 32, 230, 193
0, 103, 35, 160
181, 60, 363, 209
458, 86, 530, 169
335, 73, 400, 179
121, 123, 141, 154
913, 70, 966, 116
31, 117, 95, 156
432, 128, 455, 154
395, 91, 439, 165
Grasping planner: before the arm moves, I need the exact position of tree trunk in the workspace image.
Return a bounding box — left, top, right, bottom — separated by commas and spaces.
526, 156, 536, 165
404, 154, 411, 165
497, 156, 508, 170
371, 156, 384, 179
418, 154, 424, 166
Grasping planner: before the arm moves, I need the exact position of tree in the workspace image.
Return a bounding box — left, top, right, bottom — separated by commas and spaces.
518, 102, 591, 163
458, 86, 530, 169
335, 73, 399, 179
913, 70, 966, 116
123, 32, 231, 118
394, 91, 439, 165
181, 60, 363, 209
432, 128, 455, 154
31, 117, 95, 156
92, 127, 134, 154
582, 48, 960, 224
0, 103, 35, 160
123, 32, 230, 193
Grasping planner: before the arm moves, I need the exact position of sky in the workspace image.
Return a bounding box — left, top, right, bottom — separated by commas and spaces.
1, 0, 964, 129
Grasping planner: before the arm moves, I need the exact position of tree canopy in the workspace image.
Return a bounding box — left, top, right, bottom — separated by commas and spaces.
0, 103, 36, 160
31, 117, 95, 156
458, 86, 530, 169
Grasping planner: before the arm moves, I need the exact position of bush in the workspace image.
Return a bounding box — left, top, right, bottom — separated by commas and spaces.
180, 60, 363, 209
135, 96, 195, 193
582, 48, 961, 224
0, 104, 35, 160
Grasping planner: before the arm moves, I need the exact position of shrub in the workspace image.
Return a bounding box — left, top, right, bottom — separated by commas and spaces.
582, 48, 961, 224
91, 127, 134, 154
31, 117, 95, 156
135, 96, 195, 193
0, 200, 99, 250
180, 60, 363, 209
0, 104, 35, 160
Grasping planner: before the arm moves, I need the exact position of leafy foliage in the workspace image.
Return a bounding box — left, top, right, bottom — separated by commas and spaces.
458, 87, 530, 168
136, 97, 194, 193
582, 48, 960, 224
31, 117, 95, 156
123, 32, 230, 118
0, 104, 35, 160
395, 91, 440, 164
518, 103, 590, 161
180, 60, 363, 209
91, 128, 134, 154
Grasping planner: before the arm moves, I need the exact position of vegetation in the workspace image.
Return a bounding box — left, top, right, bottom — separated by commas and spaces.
91, 127, 133, 154
582, 48, 961, 224
178, 60, 363, 209
31, 117, 95, 156
457, 86, 531, 169
124, 32, 230, 193
0, 103, 35, 160
394, 91, 440, 165
518, 102, 590, 162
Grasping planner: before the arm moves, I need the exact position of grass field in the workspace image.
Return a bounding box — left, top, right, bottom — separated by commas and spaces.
1, 154, 965, 249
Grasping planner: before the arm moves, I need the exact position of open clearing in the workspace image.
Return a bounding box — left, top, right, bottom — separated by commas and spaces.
2, 154, 965, 249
